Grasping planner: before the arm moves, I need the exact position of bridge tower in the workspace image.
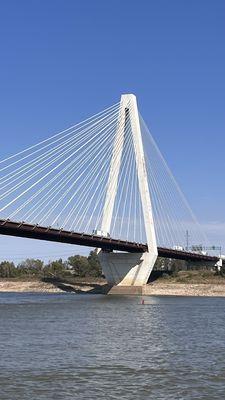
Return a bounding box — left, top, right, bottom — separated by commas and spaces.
98, 94, 158, 293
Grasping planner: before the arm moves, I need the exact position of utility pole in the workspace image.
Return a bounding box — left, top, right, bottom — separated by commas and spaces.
186, 230, 190, 251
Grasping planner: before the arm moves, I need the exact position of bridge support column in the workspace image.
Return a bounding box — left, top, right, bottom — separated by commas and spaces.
98, 251, 157, 288
99, 94, 158, 294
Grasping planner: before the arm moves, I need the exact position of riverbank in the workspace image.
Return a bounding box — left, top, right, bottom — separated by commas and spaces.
1, 271, 225, 296
0, 280, 63, 293
144, 283, 225, 297
0, 278, 107, 294
144, 270, 225, 297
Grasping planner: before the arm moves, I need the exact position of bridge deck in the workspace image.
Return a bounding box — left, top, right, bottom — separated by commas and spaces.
0, 219, 221, 264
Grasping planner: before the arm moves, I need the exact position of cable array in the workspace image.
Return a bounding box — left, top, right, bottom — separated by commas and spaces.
110, 107, 146, 243
0, 98, 209, 250
0, 103, 124, 235
140, 114, 210, 250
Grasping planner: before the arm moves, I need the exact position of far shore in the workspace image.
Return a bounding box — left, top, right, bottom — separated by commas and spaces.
1, 271, 225, 296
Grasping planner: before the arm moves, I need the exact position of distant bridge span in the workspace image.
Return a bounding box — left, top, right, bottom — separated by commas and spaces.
0, 219, 222, 265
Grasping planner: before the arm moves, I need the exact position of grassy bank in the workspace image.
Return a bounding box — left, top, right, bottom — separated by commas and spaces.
151, 270, 225, 284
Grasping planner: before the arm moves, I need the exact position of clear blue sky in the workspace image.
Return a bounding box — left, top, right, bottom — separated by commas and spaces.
0, 0, 224, 261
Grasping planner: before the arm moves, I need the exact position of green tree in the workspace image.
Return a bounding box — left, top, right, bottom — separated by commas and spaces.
88, 250, 102, 277
17, 258, 44, 275
67, 255, 89, 277
43, 258, 67, 278
153, 257, 187, 272
0, 261, 16, 278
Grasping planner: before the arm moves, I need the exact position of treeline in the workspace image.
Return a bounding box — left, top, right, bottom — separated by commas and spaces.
0, 250, 102, 279
154, 257, 187, 272
0, 252, 216, 280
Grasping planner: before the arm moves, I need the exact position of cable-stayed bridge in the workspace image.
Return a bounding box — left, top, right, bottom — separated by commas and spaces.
0, 94, 222, 292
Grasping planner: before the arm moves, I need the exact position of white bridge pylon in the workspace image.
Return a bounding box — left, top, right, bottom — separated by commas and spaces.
98, 94, 158, 287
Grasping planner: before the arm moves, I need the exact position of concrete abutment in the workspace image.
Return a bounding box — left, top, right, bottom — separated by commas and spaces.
98, 250, 157, 293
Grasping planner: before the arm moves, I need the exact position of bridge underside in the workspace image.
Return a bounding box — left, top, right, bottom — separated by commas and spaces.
0, 219, 221, 265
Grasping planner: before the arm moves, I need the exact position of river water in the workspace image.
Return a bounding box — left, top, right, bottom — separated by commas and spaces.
0, 293, 225, 400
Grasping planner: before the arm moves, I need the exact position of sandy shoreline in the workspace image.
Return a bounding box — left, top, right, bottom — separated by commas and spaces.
0, 279, 106, 293
1, 279, 225, 296
144, 283, 225, 297
0, 280, 64, 293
